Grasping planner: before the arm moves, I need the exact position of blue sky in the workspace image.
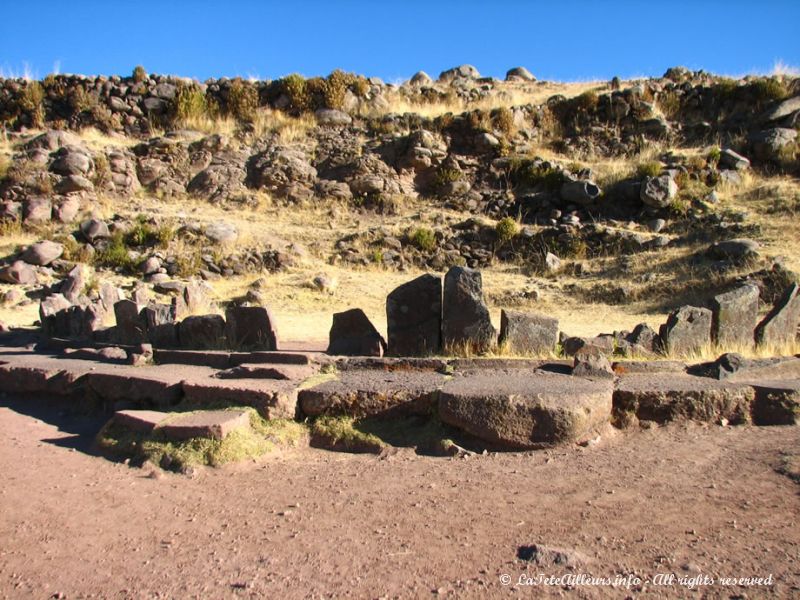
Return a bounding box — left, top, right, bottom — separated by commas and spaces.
1, 1, 798, 82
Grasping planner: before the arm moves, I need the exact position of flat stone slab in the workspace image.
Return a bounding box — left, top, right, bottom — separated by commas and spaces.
112, 409, 169, 432
724, 357, 800, 381
158, 410, 251, 441
181, 379, 298, 420
438, 371, 613, 449
612, 360, 687, 375
214, 364, 316, 381
614, 375, 756, 426
747, 380, 800, 426
299, 370, 447, 418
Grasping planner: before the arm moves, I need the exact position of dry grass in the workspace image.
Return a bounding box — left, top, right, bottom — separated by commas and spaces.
178, 108, 317, 144
78, 127, 138, 151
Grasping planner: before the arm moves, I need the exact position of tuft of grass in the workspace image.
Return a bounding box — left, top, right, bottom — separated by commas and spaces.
124, 215, 175, 248
747, 78, 789, 103
132, 65, 147, 83
495, 216, 519, 245
409, 227, 437, 252
635, 161, 662, 179
20, 81, 45, 127
95, 231, 134, 272
309, 415, 385, 453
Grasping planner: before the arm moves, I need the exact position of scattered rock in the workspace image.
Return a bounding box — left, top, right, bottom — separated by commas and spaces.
21, 241, 63, 266
640, 175, 677, 208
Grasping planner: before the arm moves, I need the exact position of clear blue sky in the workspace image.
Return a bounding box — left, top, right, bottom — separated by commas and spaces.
1, 1, 798, 82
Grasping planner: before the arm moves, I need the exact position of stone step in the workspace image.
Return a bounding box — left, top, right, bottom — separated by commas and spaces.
181, 379, 298, 419
299, 370, 446, 418
110, 409, 251, 441
614, 375, 756, 426
153, 349, 318, 368
214, 364, 317, 381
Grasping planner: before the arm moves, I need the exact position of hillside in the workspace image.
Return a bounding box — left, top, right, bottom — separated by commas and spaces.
1, 64, 799, 349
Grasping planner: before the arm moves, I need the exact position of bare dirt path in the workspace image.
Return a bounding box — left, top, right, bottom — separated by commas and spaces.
1, 397, 798, 599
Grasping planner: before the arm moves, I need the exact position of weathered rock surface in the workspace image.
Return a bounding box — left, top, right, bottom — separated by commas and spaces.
21, 241, 63, 266
640, 175, 677, 208
498, 310, 558, 355
299, 370, 445, 419
386, 274, 442, 356
442, 267, 495, 353
439, 371, 613, 449
327, 308, 386, 357
749, 380, 800, 425
659, 306, 712, 356
157, 410, 251, 441
613, 375, 755, 426
711, 284, 759, 347
224, 306, 279, 351
755, 283, 800, 348
178, 314, 226, 350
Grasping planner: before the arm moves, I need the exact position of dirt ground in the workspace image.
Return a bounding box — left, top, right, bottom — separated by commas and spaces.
0, 396, 798, 599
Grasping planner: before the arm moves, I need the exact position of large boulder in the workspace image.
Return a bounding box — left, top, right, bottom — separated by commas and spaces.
438, 65, 480, 83
0, 261, 37, 285
659, 306, 712, 357
718, 148, 750, 171
505, 67, 536, 81
640, 175, 678, 208
178, 314, 226, 350
21, 241, 63, 266
442, 267, 496, 353
711, 284, 759, 348
750, 128, 797, 163
762, 95, 800, 123
708, 238, 760, 261
755, 283, 800, 348
498, 310, 558, 355
439, 371, 613, 449
386, 274, 442, 356
80, 218, 110, 242
224, 305, 278, 351
327, 309, 386, 357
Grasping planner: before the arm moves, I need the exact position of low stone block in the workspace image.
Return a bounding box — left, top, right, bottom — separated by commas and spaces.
178, 314, 226, 350
659, 306, 712, 356
112, 409, 169, 432
750, 381, 800, 425
439, 372, 613, 449
498, 310, 558, 355
181, 380, 298, 419
225, 306, 278, 351
157, 410, 251, 441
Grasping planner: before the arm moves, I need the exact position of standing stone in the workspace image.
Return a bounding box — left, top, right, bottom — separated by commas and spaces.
114, 299, 145, 344
61, 265, 86, 303
626, 323, 659, 353
224, 306, 278, 350
327, 308, 386, 356
39, 294, 73, 337
755, 283, 800, 348
659, 306, 712, 356
179, 314, 226, 350
711, 284, 759, 348
386, 274, 442, 356
442, 267, 496, 353
499, 310, 558, 355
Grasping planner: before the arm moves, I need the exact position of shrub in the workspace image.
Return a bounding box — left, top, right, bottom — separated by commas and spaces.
748, 78, 789, 103
324, 69, 353, 110
495, 217, 519, 245
656, 90, 681, 119
509, 160, 564, 192
124, 216, 174, 248
92, 153, 111, 189
226, 78, 258, 122
492, 107, 515, 136
280, 73, 309, 112
410, 227, 436, 252
706, 146, 722, 165
69, 87, 97, 114
636, 161, 662, 179
0, 154, 9, 181
132, 65, 147, 83
173, 83, 209, 124
96, 231, 134, 272
20, 82, 45, 128
573, 90, 599, 111
433, 167, 462, 193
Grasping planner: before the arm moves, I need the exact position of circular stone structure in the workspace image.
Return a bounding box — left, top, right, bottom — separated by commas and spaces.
438, 371, 613, 449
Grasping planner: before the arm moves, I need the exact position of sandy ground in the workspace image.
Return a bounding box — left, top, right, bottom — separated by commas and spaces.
0, 396, 798, 599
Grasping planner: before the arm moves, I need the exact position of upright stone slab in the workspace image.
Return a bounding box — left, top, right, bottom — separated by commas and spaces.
442, 267, 496, 353
114, 299, 145, 344
498, 310, 558, 355
327, 308, 386, 356
386, 274, 442, 356
224, 306, 278, 350
755, 283, 800, 348
711, 284, 759, 348
659, 306, 712, 357
178, 314, 226, 350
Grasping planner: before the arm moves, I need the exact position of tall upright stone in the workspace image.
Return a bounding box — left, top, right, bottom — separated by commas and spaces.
711, 284, 759, 348
386, 274, 442, 356
498, 310, 558, 355
442, 267, 496, 353
327, 309, 386, 356
659, 306, 712, 357
755, 283, 800, 348
224, 305, 278, 350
